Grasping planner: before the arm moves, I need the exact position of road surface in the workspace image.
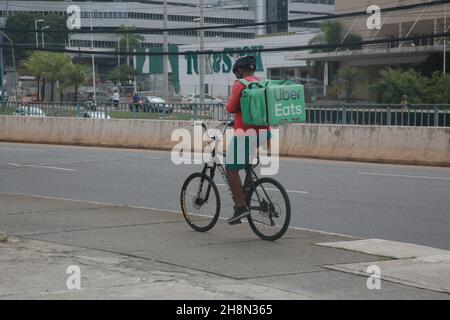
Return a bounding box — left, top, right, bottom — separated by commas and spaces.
0, 142, 449, 249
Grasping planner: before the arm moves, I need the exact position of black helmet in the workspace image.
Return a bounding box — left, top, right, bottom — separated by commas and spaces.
232, 55, 257, 75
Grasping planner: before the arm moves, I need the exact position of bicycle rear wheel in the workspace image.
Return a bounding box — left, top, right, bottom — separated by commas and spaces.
180, 173, 221, 232
246, 177, 291, 241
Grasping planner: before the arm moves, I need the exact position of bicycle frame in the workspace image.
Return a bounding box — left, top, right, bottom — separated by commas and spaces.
199, 122, 275, 219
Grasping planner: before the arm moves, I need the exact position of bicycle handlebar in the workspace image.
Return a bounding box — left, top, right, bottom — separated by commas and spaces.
200, 121, 234, 139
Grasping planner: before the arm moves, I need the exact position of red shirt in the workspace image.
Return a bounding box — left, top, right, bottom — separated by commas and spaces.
227, 76, 270, 135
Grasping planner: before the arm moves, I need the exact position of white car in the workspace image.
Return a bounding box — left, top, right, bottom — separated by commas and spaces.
143, 96, 173, 114
13, 106, 46, 117
82, 111, 111, 119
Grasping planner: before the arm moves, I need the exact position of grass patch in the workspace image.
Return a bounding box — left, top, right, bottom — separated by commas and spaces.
109, 111, 211, 121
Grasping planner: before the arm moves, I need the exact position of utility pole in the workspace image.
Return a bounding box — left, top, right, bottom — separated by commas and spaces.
199, 0, 205, 105
117, 37, 120, 67
0, 31, 17, 100
90, 10, 96, 100
444, 3, 447, 75
0, 0, 9, 103
163, 0, 169, 101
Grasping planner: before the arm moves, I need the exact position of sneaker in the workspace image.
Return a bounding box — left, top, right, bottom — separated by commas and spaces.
228, 207, 250, 225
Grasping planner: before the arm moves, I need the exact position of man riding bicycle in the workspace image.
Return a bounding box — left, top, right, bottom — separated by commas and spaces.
226, 55, 271, 225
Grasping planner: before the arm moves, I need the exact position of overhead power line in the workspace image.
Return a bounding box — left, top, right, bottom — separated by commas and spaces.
1, 32, 449, 56
0, 0, 449, 34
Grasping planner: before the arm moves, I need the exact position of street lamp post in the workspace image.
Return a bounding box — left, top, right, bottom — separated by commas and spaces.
199, 0, 205, 105
444, 3, 447, 75
0, 31, 17, 100
1, 0, 10, 103
90, 10, 96, 101
41, 26, 50, 48
194, 1, 205, 105
163, 0, 169, 101
35, 19, 44, 47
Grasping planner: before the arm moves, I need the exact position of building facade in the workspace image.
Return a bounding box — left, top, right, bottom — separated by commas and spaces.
288, 0, 450, 100
0, 0, 334, 98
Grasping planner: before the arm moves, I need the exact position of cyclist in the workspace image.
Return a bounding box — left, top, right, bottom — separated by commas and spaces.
226, 55, 270, 225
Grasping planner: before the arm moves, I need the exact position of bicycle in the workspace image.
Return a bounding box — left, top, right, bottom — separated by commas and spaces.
180, 121, 291, 241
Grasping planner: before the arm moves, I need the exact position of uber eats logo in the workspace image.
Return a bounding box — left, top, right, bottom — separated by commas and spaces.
273, 88, 304, 117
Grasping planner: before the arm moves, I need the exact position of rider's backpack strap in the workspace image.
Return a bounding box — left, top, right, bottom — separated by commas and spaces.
238, 79, 250, 87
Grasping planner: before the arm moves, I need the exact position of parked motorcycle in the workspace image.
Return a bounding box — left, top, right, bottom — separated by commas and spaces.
130, 99, 143, 112
84, 99, 97, 111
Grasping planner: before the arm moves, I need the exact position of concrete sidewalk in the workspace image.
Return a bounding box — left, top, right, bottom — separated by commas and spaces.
0, 193, 448, 299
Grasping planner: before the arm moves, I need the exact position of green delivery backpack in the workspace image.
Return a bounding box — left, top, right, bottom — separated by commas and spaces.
238, 79, 306, 126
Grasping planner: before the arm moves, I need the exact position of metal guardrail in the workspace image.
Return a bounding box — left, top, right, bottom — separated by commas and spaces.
307, 104, 450, 127
1, 101, 449, 127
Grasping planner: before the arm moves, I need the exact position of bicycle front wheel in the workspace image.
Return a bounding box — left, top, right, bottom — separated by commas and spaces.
180, 173, 221, 232
246, 177, 291, 241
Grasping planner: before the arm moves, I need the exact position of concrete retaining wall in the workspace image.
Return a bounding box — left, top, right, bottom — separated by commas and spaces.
1, 116, 449, 166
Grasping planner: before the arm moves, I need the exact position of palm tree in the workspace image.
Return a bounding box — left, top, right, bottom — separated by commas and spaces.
40, 53, 71, 102
333, 67, 365, 102
308, 22, 362, 80
21, 52, 47, 101
108, 64, 138, 86
309, 21, 343, 53
117, 25, 144, 66
60, 63, 91, 102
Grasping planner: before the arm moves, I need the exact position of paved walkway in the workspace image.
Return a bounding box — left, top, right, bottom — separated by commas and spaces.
0, 193, 448, 299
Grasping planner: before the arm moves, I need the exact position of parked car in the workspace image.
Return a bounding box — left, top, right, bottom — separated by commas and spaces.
142, 96, 173, 114
13, 106, 46, 117
83, 111, 111, 119
181, 94, 225, 107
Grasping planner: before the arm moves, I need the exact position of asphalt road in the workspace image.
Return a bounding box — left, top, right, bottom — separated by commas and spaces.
1, 142, 449, 250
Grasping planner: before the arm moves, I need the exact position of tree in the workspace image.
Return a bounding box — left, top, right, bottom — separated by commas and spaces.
108, 64, 138, 86
117, 25, 144, 66
40, 53, 71, 102
332, 67, 365, 102
60, 63, 91, 102
370, 68, 428, 104
309, 21, 343, 53
20, 51, 47, 101
307, 21, 362, 80
5, 13, 66, 64
424, 72, 450, 103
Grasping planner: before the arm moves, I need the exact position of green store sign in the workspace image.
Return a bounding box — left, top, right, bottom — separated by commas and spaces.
135, 45, 265, 94
184, 46, 265, 75
135, 45, 181, 94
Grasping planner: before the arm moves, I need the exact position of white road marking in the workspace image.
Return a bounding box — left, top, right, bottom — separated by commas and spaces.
34, 158, 132, 166
143, 156, 162, 160
358, 172, 450, 181
6, 163, 75, 172
7, 163, 22, 167
215, 183, 310, 194
0, 147, 47, 152
28, 165, 76, 172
